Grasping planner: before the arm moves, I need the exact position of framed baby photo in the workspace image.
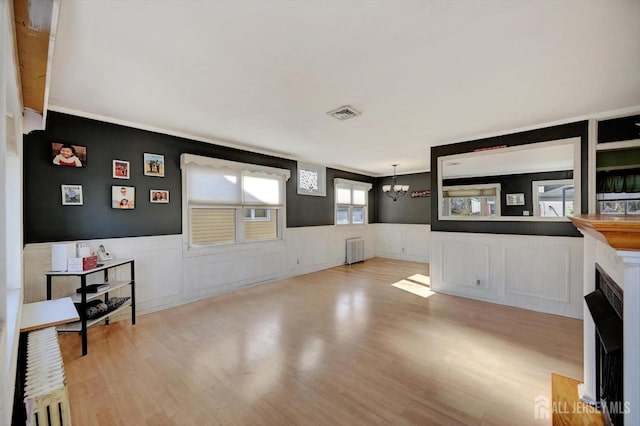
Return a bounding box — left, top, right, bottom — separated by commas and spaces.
112, 160, 130, 179
112, 185, 135, 209
61, 184, 83, 205
144, 153, 165, 177
52, 142, 87, 167
150, 190, 169, 203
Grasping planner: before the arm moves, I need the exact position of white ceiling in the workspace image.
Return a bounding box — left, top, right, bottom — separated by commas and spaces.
46, 0, 640, 176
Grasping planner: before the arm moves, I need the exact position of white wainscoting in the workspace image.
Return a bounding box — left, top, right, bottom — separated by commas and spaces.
430, 231, 584, 318
22, 226, 380, 317
373, 224, 430, 263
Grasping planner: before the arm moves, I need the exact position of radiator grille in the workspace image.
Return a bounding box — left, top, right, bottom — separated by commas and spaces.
346, 238, 365, 265
24, 327, 72, 426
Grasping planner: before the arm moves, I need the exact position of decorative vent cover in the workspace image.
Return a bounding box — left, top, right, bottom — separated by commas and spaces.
327, 105, 361, 121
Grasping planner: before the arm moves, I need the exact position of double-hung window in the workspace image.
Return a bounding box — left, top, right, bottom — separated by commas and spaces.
181, 154, 290, 248
334, 178, 372, 225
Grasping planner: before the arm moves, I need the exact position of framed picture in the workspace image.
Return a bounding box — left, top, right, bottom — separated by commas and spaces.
112, 160, 130, 179
627, 200, 640, 215
61, 184, 83, 205
52, 142, 87, 167
112, 186, 135, 209
599, 201, 625, 214
150, 190, 169, 203
144, 153, 165, 177
506, 193, 525, 206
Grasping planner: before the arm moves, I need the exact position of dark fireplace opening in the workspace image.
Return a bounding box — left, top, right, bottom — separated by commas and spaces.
585, 264, 624, 425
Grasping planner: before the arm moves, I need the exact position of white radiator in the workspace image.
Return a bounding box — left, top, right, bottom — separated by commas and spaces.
23, 327, 72, 426
346, 237, 365, 265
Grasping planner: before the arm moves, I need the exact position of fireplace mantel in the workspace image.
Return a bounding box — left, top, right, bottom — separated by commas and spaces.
569, 214, 640, 425
569, 214, 640, 251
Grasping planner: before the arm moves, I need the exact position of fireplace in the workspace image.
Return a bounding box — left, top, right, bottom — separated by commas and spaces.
585, 264, 624, 425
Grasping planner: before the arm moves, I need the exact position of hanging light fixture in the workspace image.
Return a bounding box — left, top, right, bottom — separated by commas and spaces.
382, 164, 410, 201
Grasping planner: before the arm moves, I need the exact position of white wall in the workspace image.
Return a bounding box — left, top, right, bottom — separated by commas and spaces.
23, 225, 381, 313
430, 231, 584, 318
25, 225, 588, 325
374, 224, 430, 263
1, 1, 24, 424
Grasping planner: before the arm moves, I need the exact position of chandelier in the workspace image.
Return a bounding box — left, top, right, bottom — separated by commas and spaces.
382, 164, 409, 201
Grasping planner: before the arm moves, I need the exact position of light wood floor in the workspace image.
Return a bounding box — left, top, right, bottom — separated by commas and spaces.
58, 258, 583, 425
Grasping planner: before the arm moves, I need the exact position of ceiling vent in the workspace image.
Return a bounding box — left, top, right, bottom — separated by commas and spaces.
327, 105, 361, 121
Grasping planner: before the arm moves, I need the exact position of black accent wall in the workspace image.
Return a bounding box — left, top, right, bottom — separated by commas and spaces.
430, 121, 588, 237
374, 172, 431, 224
24, 112, 375, 243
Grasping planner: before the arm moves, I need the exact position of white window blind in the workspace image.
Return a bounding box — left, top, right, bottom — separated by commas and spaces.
336, 187, 351, 204
353, 189, 366, 205
187, 165, 241, 205
243, 172, 282, 205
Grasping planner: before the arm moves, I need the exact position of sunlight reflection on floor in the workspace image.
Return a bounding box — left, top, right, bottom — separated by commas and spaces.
391, 274, 434, 298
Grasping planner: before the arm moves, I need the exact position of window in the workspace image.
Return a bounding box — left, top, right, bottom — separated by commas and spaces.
297, 161, 326, 196
441, 184, 501, 217
181, 154, 290, 248
532, 179, 574, 217
245, 208, 270, 221
334, 178, 372, 225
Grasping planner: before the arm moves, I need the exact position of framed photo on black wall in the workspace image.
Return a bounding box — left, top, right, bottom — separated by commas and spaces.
150, 190, 169, 203
113, 160, 130, 179
52, 142, 87, 167
506, 193, 525, 206
112, 186, 135, 209
144, 153, 164, 177
61, 184, 83, 205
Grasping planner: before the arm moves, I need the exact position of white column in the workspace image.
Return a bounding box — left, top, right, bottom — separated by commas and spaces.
619, 251, 640, 425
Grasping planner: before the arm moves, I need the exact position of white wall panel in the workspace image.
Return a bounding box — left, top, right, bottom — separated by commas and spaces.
505, 245, 570, 302
431, 231, 583, 318
23, 226, 380, 319
373, 224, 430, 262
442, 241, 491, 293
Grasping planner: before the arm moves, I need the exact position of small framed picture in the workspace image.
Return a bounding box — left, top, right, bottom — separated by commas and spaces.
52, 142, 87, 167
112, 160, 130, 179
61, 184, 83, 205
627, 200, 640, 215
150, 190, 169, 203
144, 153, 165, 177
112, 186, 135, 209
599, 201, 625, 214
506, 193, 525, 206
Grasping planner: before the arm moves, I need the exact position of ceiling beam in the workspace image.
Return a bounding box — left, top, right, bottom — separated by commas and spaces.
13, 0, 54, 115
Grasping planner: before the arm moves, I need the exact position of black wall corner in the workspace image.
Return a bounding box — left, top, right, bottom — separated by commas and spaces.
374, 172, 431, 224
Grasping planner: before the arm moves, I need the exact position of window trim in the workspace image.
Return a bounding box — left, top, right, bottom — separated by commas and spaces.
334, 178, 372, 225
532, 179, 574, 217
441, 183, 501, 218
181, 154, 290, 252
